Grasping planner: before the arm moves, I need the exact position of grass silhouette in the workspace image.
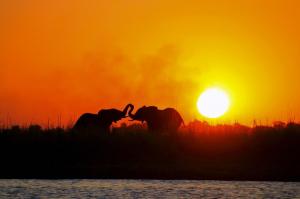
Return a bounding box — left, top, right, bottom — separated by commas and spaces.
0, 121, 299, 181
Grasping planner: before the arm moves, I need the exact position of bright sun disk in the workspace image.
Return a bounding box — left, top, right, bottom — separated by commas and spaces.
197, 88, 230, 118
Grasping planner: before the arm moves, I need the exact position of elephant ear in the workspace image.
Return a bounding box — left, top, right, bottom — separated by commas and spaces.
110, 109, 126, 122
98, 110, 112, 121
142, 106, 158, 120
98, 110, 103, 117
148, 106, 158, 111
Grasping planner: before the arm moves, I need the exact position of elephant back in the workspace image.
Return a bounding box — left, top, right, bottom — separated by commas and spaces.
73, 113, 102, 134
162, 108, 184, 130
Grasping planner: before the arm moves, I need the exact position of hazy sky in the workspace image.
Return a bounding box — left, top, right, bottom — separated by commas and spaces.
1, 0, 300, 126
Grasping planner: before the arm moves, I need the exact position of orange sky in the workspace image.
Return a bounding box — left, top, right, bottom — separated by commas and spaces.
1, 0, 300, 127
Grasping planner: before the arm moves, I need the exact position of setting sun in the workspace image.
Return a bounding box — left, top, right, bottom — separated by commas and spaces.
197, 88, 230, 118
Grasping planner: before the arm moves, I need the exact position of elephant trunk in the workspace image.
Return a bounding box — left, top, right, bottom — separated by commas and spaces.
128, 105, 136, 119
123, 103, 134, 116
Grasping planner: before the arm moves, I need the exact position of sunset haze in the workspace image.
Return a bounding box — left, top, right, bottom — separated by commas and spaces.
1, 0, 300, 126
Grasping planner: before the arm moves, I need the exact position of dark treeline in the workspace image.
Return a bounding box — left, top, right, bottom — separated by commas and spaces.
0, 121, 299, 181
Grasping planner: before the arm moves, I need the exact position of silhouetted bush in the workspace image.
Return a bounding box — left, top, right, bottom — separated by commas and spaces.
0, 121, 299, 181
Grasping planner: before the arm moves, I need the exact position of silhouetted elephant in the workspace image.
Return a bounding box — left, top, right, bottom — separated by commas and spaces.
73, 104, 134, 134
129, 105, 184, 132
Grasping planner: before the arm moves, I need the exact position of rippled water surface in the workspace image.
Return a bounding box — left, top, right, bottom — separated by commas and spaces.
0, 179, 299, 198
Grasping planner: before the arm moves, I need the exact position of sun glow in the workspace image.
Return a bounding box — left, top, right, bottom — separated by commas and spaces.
197, 88, 230, 118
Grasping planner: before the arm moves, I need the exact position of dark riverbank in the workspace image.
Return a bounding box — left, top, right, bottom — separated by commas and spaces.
0, 122, 299, 181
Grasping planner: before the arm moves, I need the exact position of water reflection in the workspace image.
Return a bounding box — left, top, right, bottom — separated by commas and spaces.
0, 180, 299, 198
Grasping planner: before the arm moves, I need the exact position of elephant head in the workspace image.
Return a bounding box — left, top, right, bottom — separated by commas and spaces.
98, 103, 134, 124
128, 105, 158, 123
129, 105, 184, 132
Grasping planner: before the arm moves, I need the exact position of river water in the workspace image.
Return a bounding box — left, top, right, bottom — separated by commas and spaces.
0, 179, 299, 198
